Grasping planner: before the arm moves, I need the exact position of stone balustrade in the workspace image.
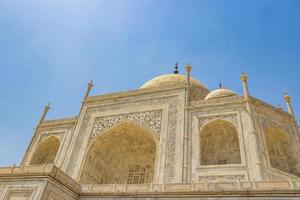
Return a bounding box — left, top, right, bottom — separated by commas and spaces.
0, 164, 81, 192
1, 165, 300, 196
0, 164, 52, 174
81, 179, 300, 194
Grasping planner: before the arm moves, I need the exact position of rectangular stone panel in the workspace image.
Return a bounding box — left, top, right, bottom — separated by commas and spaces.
7, 190, 33, 200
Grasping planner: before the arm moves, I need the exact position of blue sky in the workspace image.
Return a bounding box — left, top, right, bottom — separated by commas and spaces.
0, 0, 299, 166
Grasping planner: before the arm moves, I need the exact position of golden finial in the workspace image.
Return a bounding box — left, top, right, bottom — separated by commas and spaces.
38, 102, 50, 125
284, 92, 291, 103
185, 63, 191, 72
45, 102, 50, 111
88, 80, 94, 90
173, 63, 179, 74
240, 72, 248, 81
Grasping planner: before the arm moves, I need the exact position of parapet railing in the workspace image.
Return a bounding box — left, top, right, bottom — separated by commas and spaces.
81, 179, 300, 194
0, 164, 81, 191
1, 165, 300, 194
0, 163, 54, 174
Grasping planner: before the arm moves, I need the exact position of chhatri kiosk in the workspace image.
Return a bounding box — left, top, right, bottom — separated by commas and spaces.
0, 64, 300, 199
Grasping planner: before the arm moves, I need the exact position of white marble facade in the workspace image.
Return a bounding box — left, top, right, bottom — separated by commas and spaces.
1, 69, 300, 199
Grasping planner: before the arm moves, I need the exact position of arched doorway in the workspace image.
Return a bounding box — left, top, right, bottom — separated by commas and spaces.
200, 119, 241, 165
80, 121, 157, 184
30, 136, 60, 165
265, 126, 299, 176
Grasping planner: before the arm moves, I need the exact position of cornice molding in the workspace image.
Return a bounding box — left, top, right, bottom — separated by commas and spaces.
250, 96, 293, 119
0, 164, 81, 193
40, 117, 78, 127
86, 86, 186, 103
189, 96, 244, 108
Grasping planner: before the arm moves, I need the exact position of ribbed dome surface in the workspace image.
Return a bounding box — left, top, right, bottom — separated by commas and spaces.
205, 88, 237, 100
141, 74, 209, 100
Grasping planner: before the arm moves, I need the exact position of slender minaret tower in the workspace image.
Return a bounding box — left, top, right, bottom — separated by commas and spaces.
77, 80, 94, 114
183, 63, 191, 183
21, 103, 51, 165
82, 81, 94, 106
240, 73, 250, 99
284, 92, 296, 118
240, 72, 263, 180
61, 81, 94, 173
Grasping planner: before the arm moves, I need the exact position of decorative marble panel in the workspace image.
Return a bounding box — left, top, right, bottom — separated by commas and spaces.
198, 114, 237, 128
260, 117, 293, 135
89, 110, 162, 141
39, 132, 64, 142
191, 95, 243, 106
199, 175, 245, 183
164, 98, 178, 182
7, 190, 33, 200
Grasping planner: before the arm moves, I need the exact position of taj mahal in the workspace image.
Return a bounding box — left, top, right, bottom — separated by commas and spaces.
0, 64, 300, 199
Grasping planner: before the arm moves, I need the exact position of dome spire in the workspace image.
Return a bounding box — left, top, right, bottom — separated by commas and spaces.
173, 62, 179, 74
219, 81, 222, 88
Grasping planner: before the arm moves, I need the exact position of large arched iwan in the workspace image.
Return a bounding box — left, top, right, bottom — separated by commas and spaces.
200, 119, 241, 165
80, 121, 157, 184
265, 126, 299, 176
30, 136, 60, 165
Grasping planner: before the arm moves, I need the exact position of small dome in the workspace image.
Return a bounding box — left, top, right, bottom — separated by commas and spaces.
205, 88, 237, 100
141, 74, 209, 100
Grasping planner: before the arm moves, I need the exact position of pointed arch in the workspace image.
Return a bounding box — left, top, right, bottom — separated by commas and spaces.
265, 126, 299, 176
90, 119, 159, 144
199, 119, 241, 165
30, 136, 60, 165
80, 121, 157, 184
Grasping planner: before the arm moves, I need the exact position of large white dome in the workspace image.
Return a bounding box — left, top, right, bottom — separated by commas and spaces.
205, 88, 237, 100
141, 74, 209, 100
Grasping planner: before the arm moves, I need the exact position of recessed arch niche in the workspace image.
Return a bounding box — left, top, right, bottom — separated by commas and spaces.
30, 136, 60, 165
80, 121, 157, 184
200, 119, 241, 165
265, 126, 299, 176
